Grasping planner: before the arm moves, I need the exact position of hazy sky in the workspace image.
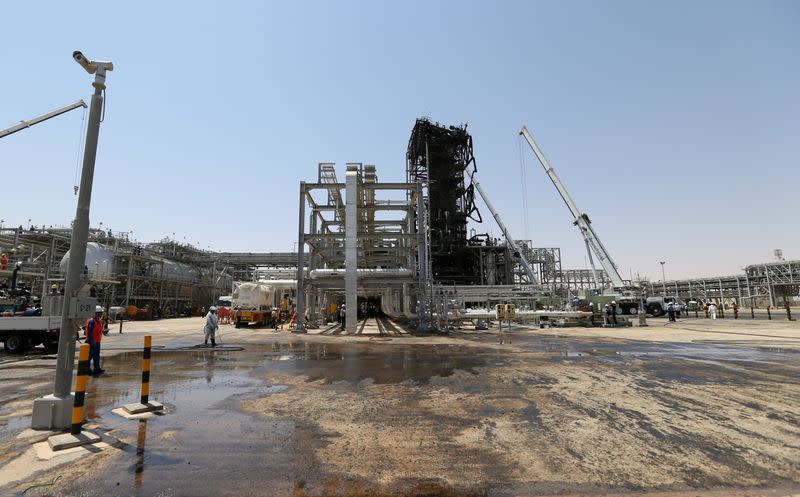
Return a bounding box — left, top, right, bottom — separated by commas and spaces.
1, 1, 797, 281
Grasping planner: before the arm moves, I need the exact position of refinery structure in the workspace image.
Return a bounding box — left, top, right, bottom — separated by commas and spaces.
3, 118, 798, 332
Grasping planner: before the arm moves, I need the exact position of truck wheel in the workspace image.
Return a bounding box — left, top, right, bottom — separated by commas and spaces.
648, 304, 663, 317
44, 340, 59, 353
4, 333, 29, 354
627, 306, 639, 315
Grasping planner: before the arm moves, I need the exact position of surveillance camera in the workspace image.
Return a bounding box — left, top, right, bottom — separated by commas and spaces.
73, 50, 96, 74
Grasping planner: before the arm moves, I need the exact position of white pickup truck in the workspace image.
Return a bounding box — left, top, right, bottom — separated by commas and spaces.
0, 315, 63, 353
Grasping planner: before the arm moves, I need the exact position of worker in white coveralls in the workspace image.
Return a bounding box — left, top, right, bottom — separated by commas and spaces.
204, 306, 219, 347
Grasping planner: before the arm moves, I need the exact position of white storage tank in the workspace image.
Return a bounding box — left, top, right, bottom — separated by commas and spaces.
59, 242, 116, 279
148, 258, 198, 282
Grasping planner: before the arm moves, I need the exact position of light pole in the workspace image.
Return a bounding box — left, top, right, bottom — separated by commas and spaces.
660, 261, 667, 296
31, 51, 113, 430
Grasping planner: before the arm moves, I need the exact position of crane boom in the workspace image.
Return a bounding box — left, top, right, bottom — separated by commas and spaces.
519, 126, 625, 288
1, 100, 87, 140
467, 169, 540, 285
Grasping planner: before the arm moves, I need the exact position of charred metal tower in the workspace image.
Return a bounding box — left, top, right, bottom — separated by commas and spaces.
406, 119, 489, 284
407, 118, 519, 286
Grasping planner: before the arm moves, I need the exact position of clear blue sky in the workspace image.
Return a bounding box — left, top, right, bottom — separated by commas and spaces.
1, 1, 797, 281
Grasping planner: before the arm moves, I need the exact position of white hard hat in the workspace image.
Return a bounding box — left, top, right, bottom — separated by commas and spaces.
95, 306, 104, 313
209, 306, 217, 311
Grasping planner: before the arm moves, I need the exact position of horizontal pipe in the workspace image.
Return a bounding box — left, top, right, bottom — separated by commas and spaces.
309, 268, 413, 280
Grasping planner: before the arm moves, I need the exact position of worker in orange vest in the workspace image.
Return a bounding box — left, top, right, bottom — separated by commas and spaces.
0, 253, 7, 270
85, 306, 106, 375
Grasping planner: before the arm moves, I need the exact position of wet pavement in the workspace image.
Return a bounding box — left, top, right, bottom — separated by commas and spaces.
0, 318, 799, 496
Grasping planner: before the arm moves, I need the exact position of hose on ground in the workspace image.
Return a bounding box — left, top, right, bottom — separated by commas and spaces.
21, 474, 62, 494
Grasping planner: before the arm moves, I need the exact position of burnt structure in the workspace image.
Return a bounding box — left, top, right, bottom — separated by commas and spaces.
407, 118, 512, 285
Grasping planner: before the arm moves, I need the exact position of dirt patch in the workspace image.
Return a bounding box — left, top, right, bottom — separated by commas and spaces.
242, 346, 800, 493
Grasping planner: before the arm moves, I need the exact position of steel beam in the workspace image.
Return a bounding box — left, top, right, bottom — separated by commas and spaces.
345, 165, 358, 333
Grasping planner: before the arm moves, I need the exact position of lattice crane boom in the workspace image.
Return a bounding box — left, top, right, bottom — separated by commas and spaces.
519, 126, 625, 288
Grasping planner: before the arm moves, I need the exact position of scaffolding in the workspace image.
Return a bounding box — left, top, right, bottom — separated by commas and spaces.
295, 163, 424, 331
650, 260, 800, 307
0, 226, 303, 317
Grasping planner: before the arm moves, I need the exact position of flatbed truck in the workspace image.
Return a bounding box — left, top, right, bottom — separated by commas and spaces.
0, 315, 62, 353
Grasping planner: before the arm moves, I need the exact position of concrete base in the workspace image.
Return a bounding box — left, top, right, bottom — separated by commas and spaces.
123, 400, 164, 414
112, 407, 156, 420
48, 430, 100, 451
31, 394, 74, 430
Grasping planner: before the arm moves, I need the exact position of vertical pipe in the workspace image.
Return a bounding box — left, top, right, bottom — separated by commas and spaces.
416, 184, 427, 330
744, 271, 752, 307
736, 277, 742, 309
42, 237, 56, 298
71, 344, 90, 434
293, 183, 307, 332
13, 228, 19, 260
141, 335, 151, 405
345, 166, 358, 333
125, 256, 134, 306
765, 265, 775, 307
158, 261, 165, 312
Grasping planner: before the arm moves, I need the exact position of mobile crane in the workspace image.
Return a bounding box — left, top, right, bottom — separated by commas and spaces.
1, 100, 87, 140
520, 126, 643, 315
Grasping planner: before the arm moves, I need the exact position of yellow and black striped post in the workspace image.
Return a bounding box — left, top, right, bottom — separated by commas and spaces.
141, 335, 151, 405
71, 344, 90, 435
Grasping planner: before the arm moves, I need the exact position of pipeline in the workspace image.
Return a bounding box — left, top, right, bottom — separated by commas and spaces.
308, 268, 413, 280
380, 290, 400, 319
402, 283, 417, 319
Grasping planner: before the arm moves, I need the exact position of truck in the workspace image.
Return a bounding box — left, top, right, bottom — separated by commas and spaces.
215, 295, 232, 310
0, 314, 62, 353
232, 282, 273, 327
0, 294, 95, 354
231, 281, 296, 328
645, 296, 685, 317
580, 290, 642, 316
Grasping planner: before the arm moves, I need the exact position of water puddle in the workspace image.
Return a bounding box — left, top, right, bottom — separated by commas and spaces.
48, 341, 495, 497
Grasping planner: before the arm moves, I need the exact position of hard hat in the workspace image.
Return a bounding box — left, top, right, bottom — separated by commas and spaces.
611, 300, 616, 304
51, 284, 58, 289
95, 306, 104, 313
209, 306, 217, 312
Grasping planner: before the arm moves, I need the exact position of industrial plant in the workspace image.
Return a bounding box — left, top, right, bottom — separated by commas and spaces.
1, 28, 798, 496
3, 118, 799, 341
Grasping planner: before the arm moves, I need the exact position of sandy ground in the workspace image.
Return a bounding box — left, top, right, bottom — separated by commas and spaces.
0, 315, 798, 496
